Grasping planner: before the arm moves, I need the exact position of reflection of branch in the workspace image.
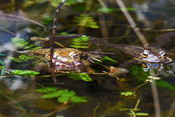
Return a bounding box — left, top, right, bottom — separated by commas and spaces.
0, 13, 46, 35
115, 0, 148, 47
0, 26, 16, 36
149, 69, 161, 117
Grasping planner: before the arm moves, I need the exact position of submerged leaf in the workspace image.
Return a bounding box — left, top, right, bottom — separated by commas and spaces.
10, 37, 41, 49
68, 73, 92, 81
69, 96, 87, 103
156, 80, 175, 90
129, 65, 149, 81
35, 87, 58, 93
42, 89, 69, 98
74, 14, 99, 28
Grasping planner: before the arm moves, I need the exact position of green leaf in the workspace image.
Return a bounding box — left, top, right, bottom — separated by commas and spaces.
57, 91, 75, 103
42, 89, 69, 98
57, 95, 69, 103
11, 37, 28, 48
156, 80, 175, 90
98, 56, 118, 63
69, 96, 87, 103
135, 112, 149, 116
129, 65, 149, 81
9, 55, 34, 63
68, 73, 92, 82
10, 37, 41, 49
70, 45, 89, 48
97, 8, 114, 13
10, 70, 40, 76
0, 66, 4, 70
35, 87, 58, 93
70, 35, 90, 49
73, 14, 99, 29
120, 92, 133, 96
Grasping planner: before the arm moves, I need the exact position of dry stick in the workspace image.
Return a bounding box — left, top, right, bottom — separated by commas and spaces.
115, 0, 161, 116
50, 0, 66, 83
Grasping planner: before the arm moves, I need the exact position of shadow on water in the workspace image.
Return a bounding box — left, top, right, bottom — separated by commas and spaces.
0, 0, 175, 117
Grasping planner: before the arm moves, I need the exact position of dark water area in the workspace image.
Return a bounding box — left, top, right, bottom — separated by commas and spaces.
0, 0, 175, 117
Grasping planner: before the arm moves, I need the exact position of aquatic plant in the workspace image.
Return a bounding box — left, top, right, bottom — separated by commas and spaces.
68, 73, 92, 82
6, 70, 40, 77
73, 14, 99, 29
11, 37, 41, 49
35, 86, 87, 103
70, 35, 90, 48
9, 55, 34, 63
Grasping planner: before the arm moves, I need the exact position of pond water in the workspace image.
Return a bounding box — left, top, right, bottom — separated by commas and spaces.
0, 0, 175, 117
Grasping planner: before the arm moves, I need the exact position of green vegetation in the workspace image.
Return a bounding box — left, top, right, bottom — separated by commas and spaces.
70, 35, 90, 48
98, 56, 118, 63
7, 70, 39, 77
11, 37, 41, 49
129, 65, 149, 82
73, 14, 99, 29
68, 73, 92, 82
9, 55, 34, 63
36, 87, 87, 103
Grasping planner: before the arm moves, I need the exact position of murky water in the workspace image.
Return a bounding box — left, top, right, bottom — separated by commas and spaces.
0, 0, 175, 117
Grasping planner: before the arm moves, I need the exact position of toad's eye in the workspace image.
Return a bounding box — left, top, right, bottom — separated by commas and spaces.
142, 54, 148, 58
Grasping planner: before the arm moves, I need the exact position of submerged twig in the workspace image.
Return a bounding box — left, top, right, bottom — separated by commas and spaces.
45, 102, 68, 117
0, 26, 16, 36
93, 102, 100, 117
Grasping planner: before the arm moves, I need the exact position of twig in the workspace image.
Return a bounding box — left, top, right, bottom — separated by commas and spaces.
50, 0, 66, 83
45, 102, 68, 117
93, 102, 100, 117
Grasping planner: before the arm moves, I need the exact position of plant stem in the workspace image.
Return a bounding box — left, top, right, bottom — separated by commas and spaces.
45, 101, 68, 117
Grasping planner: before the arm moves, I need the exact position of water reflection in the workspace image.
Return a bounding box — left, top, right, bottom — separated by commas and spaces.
0, 0, 175, 117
